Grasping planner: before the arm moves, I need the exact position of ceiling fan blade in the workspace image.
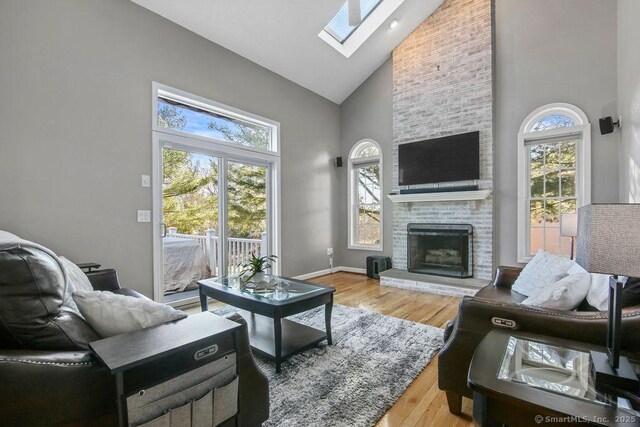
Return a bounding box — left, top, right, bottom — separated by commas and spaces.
348, 0, 362, 26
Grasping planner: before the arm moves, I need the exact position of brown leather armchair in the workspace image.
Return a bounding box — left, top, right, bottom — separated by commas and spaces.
438, 266, 640, 415
0, 236, 269, 426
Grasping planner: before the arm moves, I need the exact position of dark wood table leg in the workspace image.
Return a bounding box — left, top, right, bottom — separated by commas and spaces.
325, 299, 333, 345
199, 288, 208, 312
116, 372, 125, 427
274, 317, 282, 373
473, 391, 501, 427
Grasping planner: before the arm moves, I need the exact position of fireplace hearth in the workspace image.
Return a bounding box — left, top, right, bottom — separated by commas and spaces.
407, 223, 473, 278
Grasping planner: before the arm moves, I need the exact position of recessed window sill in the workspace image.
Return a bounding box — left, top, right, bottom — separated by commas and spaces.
349, 244, 383, 252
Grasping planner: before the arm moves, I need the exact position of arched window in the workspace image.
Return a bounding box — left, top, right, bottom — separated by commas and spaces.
517, 103, 591, 262
348, 140, 383, 250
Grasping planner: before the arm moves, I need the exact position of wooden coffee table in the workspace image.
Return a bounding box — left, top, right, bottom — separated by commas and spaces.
198, 275, 335, 373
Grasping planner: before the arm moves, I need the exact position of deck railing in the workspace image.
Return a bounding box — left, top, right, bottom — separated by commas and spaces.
166, 227, 266, 275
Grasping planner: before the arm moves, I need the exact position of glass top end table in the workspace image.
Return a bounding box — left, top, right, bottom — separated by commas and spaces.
468, 330, 640, 426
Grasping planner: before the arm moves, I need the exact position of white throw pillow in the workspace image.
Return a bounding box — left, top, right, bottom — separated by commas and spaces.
73, 290, 187, 338
586, 274, 612, 311
512, 249, 575, 297
522, 272, 591, 310
567, 263, 586, 275
59, 256, 94, 319
567, 263, 611, 311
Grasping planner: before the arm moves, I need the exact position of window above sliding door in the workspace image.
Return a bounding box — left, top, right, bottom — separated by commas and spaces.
154, 85, 279, 153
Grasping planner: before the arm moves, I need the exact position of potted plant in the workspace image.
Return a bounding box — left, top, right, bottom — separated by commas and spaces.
239, 252, 278, 288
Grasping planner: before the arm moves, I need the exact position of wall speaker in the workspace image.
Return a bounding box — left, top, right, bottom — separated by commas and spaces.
599, 116, 621, 135
334, 156, 343, 167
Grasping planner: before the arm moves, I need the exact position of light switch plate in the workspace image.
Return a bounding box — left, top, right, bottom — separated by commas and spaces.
137, 210, 151, 223
141, 175, 151, 187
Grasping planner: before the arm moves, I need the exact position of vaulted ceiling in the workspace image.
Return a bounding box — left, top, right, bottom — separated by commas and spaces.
130, 0, 443, 104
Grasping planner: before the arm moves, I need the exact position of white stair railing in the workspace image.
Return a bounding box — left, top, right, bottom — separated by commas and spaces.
205, 229, 218, 277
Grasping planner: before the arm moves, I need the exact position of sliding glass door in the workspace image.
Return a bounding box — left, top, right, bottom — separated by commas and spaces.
226, 160, 269, 275
154, 135, 277, 304
161, 147, 220, 303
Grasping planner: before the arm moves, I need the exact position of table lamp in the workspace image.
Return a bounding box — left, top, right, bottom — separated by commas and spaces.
576, 203, 640, 391
560, 212, 578, 259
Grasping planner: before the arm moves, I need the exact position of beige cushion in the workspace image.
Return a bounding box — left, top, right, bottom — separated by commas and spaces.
72, 290, 187, 338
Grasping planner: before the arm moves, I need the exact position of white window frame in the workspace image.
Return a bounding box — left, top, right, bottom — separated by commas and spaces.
348, 139, 383, 251
153, 83, 279, 155
517, 103, 591, 263
318, 0, 409, 58
151, 82, 281, 303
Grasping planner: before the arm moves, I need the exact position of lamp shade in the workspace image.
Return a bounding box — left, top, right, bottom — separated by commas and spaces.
576, 204, 640, 277
560, 213, 578, 237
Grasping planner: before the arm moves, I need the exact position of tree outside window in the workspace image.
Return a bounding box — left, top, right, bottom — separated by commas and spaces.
159, 105, 267, 239
349, 141, 382, 250
518, 104, 591, 262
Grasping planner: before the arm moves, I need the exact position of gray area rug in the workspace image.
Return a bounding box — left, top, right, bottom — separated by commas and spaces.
213, 304, 443, 427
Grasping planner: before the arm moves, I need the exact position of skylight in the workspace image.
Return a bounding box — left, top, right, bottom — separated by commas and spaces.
318, 0, 406, 58
324, 0, 384, 44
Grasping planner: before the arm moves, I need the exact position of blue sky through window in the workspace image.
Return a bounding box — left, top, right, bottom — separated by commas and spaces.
157, 97, 272, 150
157, 98, 231, 140
531, 114, 575, 132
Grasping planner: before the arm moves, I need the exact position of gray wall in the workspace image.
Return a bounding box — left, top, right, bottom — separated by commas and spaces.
494, 0, 620, 267
335, 59, 393, 269
618, 0, 640, 203
336, 0, 621, 270
0, 0, 340, 296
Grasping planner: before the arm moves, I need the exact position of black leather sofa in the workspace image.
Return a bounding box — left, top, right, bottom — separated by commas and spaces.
438, 266, 640, 415
0, 234, 269, 426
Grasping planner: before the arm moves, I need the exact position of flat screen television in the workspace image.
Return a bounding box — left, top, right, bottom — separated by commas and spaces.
398, 131, 480, 186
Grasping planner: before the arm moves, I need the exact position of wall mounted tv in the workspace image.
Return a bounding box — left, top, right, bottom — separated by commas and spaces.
398, 131, 480, 186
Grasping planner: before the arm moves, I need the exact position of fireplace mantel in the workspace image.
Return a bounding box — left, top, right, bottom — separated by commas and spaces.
387, 190, 491, 203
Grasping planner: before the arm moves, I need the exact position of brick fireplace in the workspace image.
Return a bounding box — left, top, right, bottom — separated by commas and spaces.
381, 0, 493, 295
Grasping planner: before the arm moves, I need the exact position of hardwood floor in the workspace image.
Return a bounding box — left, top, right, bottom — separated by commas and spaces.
190, 271, 474, 426
309, 271, 474, 427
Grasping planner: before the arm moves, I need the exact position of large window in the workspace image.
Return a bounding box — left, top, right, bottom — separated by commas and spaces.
517, 103, 591, 262
349, 140, 383, 250
152, 83, 281, 303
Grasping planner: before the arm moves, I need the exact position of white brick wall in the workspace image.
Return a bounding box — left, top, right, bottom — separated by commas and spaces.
392, 0, 493, 280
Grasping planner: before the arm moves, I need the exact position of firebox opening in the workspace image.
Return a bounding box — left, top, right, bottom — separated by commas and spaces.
407, 223, 473, 278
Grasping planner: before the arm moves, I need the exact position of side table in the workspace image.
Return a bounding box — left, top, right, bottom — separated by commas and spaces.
468, 329, 640, 426
91, 312, 242, 426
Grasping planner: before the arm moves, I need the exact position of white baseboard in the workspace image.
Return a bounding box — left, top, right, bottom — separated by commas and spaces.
293, 266, 367, 280
293, 268, 334, 280
335, 266, 367, 274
